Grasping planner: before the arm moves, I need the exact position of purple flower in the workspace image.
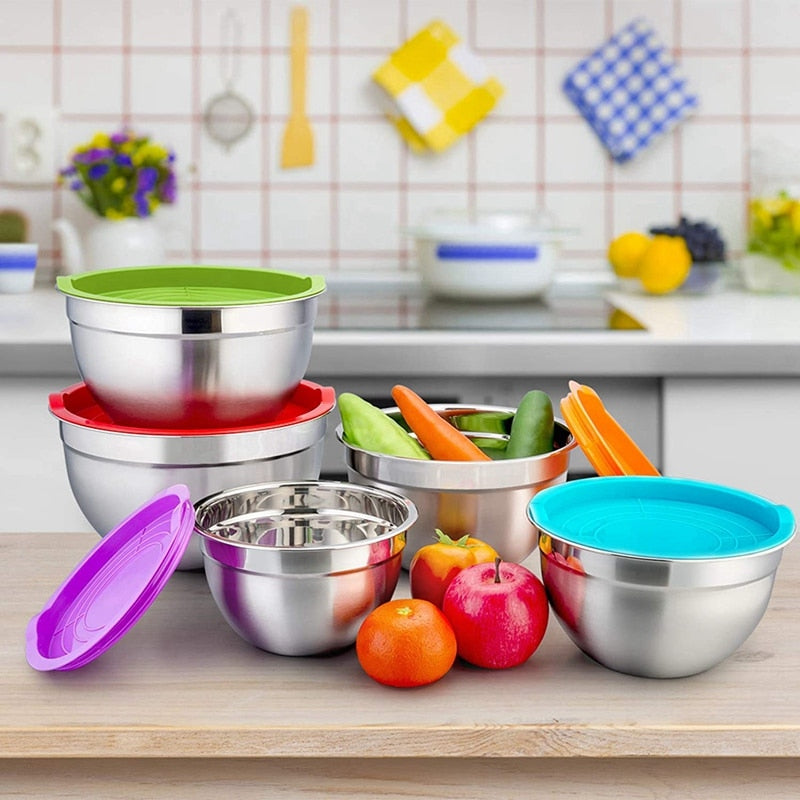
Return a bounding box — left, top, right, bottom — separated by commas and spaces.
114, 153, 133, 167
134, 191, 150, 217
69, 179, 84, 191
159, 172, 177, 204
110, 130, 129, 145
137, 166, 158, 192
88, 163, 110, 180
59, 165, 77, 177
73, 148, 114, 164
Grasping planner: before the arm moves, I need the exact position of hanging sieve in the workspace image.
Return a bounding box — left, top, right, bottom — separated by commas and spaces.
203, 9, 254, 151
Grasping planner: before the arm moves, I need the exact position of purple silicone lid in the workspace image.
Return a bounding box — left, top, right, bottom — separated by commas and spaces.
25, 484, 194, 672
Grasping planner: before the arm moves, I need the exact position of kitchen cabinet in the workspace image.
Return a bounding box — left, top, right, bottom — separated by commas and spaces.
4, 531, 800, 798
662, 377, 800, 521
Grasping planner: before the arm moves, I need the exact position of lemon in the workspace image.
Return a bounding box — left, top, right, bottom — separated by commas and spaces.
607, 231, 651, 278
637, 235, 692, 295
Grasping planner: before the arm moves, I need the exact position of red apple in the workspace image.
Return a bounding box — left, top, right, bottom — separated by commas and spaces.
441, 557, 549, 669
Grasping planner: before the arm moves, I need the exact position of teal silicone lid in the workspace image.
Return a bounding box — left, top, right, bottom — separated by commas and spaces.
528, 476, 795, 559
56, 265, 325, 307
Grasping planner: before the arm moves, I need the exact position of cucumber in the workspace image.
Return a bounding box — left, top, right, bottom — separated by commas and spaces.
451, 410, 514, 434
474, 437, 510, 460
505, 390, 554, 458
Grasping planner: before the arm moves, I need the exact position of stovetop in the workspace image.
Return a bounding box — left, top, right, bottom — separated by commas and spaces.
314, 276, 646, 333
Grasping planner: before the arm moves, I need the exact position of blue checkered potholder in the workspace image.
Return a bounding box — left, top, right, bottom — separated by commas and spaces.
563, 18, 699, 163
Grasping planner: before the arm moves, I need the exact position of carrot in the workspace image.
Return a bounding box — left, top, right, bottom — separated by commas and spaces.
391, 385, 492, 462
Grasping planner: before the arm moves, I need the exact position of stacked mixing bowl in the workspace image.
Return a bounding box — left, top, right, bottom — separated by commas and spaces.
49, 265, 334, 570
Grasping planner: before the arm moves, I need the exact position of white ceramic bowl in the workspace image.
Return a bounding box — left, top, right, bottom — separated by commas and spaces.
407, 210, 574, 301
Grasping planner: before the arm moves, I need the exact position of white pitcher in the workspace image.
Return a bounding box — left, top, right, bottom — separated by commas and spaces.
53, 216, 166, 274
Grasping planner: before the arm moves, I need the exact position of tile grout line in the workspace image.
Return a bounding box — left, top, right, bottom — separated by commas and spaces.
535, 0, 546, 208
190, 0, 202, 263
673, 0, 684, 220
261, 2, 271, 268
50, 0, 63, 275
603, 0, 614, 243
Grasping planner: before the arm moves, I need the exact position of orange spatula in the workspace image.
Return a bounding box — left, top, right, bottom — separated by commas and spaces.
280, 5, 314, 168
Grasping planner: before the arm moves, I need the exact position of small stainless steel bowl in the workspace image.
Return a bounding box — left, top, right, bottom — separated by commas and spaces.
49, 381, 334, 571
337, 404, 577, 568
529, 476, 796, 678
194, 481, 416, 656
58, 266, 324, 428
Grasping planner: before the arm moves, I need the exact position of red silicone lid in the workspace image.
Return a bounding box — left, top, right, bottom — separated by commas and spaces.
25, 485, 194, 672
48, 380, 336, 435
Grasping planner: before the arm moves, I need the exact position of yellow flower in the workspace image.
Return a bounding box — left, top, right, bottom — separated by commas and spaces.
143, 143, 168, 162
105, 208, 126, 220
111, 177, 126, 193
91, 132, 111, 149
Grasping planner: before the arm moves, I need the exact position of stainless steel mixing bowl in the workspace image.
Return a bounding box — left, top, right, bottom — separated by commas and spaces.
337, 404, 577, 568
58, 267, 324, 428
529, 484, 796, 678
194, 481, 417, 656
51, 383, 334, 571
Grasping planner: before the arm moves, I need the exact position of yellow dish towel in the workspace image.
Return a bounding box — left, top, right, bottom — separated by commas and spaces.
373, 20, 504, 153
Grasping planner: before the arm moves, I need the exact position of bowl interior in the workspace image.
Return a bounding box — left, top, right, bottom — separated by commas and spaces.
195, 481, 416, 549
339, 403, 574, 461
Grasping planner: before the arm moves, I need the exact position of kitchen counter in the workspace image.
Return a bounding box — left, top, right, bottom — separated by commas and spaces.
3, 531, 800, 798
3, 276, 800, 378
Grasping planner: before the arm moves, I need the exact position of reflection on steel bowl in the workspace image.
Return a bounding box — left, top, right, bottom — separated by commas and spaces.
49, 381, 335, 571
57, 266, 325, 428
529, 476, 796, 678
194, 481, 417, 656
337, 404, 577, 569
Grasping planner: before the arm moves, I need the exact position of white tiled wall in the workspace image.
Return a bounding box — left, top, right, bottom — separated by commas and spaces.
0, 0, 796, 282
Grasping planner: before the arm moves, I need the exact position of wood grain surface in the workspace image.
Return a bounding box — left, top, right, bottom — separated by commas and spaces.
2, 531, 799, 794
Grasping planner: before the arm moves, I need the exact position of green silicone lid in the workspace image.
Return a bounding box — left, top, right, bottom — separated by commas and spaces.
56, 265, 325, 307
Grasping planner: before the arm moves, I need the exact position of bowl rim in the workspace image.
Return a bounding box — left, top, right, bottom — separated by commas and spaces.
56, 265, 326, 307
336, 403, 577, 464
192, 479, 418, 552
529, 475, 797, 562
49, 380, 336, 436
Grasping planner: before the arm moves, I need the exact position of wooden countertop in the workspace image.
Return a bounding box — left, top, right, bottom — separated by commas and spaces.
3, 531, 800, 761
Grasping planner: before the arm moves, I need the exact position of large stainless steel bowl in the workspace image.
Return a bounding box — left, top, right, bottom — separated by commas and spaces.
58, 266, 324, 428
50, 382, 335, 571
337, 404, 577, 569
529, 477, 796, 678
194, 481, 417, 656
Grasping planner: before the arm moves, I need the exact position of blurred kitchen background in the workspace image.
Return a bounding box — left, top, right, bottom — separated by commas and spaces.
0, 0, 794, 284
